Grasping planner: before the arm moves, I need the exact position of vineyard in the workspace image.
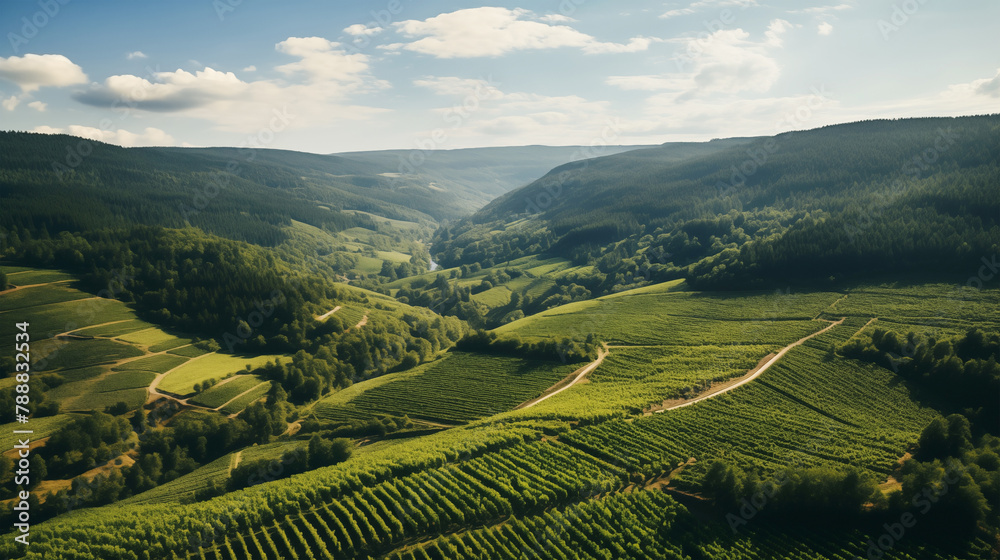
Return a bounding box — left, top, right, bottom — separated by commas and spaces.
1, 273, 996, 559
314, 352, 578, 424
563, 322, 940, 486
190, 375, 268, 409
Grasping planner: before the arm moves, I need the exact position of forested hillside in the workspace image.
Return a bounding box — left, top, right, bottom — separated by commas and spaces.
434, 116, 1000, 291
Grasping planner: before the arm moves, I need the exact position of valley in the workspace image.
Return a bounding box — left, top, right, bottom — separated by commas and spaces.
0, 116, 997, 559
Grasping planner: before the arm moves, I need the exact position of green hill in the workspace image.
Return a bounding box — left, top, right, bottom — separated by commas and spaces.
433, 116, 1000, 291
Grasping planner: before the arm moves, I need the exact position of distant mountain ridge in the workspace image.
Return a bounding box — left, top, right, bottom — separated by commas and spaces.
0, 132, 650, 250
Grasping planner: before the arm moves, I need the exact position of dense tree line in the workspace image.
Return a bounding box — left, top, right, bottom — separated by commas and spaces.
838, 327, 1000, 428
701, 461, 880, 522
888, 415, 999, 536
226, 434, 352, 493
455, 330, 598, 363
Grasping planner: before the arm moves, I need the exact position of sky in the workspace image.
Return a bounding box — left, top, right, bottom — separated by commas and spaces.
1, 0, 998, 153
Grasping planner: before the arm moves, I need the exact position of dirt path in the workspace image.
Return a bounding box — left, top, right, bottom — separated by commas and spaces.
314, 306, 341, 321
355, 315, 368, 329
0, 278, 73, 296
518, 345, 609, 409
146, 351, 216, 405
856, 317, 878, 333
213, 380, 270, 413
53, 318, 133, 339
817, 293, 848, 318
229, 451, 243, 475
653, 317, 845, 413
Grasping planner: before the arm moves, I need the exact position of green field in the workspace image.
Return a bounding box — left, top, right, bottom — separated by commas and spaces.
167, 344, 210, 358
0, 413, 82, 453
73, 319, 156, 337
158, 353, 286, 395
314, 352, 578, 424
92, 370, 157, 392
112, 353, 189, 373
117, 327, 183, 346
219, 382, 272, 415
0, 294, 139, 342
189, 375, 267, 409
4, 269, 76, 285
33, 338, 144, 373
0, 282, 91, 310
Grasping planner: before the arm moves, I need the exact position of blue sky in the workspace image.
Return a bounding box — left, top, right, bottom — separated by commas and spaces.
1, 0, 998, 152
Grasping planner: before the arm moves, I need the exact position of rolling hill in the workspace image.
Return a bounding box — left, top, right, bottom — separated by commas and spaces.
433, 116, 1000, 292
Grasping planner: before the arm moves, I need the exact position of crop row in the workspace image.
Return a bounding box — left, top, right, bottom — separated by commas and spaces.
191, 439, 626, 560
567, 335, 936, 487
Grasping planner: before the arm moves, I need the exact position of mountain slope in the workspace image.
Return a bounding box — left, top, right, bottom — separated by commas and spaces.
433, 116, 1000, 291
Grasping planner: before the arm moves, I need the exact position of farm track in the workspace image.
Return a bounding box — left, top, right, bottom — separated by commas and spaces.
229, 451, 243, 475
517, 344, 609, 409
146, 351, 215, 405
653, 317, 846, 413
0, 278, 72, 296
216, 381, 271, 417
53, 335, 196, 412
314, 305, 341, 321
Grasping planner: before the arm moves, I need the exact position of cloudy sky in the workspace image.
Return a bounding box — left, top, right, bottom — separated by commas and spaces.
1, 0, 998, 152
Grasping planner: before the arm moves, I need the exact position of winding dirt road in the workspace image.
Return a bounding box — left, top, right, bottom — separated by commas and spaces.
518, 345, 609, 409
656, 317, 845, 413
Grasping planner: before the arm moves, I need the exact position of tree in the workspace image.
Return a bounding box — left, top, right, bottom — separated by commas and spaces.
28, 455, 47, 488
917, 417, 949, 461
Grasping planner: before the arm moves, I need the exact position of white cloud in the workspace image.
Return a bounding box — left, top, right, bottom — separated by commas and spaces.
275, 37, 384, 85
538, 14, 576, 23
242, 65, 257, 72
75, 67, 250, 112
71, 37, 389, 133
660, 8, 695, 19
413, 76, 504, 98
407, 76, 617, 146
609, 21, 788, 100
944, 68, 1000, 101
0, 54, 88, 92
2, 95, 19, 110
660, 0, 759, 19
32, 125, 178, 147
818, 22, 834, 35
390, 7, 656, 58
789, 3, 853, 15
126, 51, 148, 60
970, 68, 1000, 98
28, 100, 46, 111
344, 24, 383, 36
764, 19, 794, 47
